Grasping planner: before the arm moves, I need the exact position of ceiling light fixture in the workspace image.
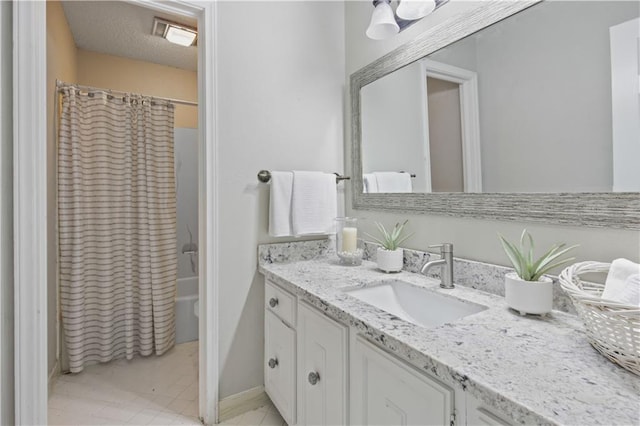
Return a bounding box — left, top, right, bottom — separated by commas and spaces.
366, 0, 447, 41
153, 17, 197, 47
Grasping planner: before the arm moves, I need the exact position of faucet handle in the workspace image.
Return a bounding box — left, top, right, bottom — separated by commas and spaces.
429, 243, 453, 253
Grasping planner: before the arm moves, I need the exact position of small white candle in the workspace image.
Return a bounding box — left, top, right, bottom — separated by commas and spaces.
342, 227, 358, 253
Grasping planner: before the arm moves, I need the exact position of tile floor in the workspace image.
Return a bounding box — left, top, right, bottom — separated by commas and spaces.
218, 404, 286, 426
48, 341, 286, 426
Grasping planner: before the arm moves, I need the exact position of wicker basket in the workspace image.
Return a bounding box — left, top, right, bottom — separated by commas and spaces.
559, 261, 640, 376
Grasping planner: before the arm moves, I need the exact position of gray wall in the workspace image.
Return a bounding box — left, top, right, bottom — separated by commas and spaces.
429, 1, 638, 192
345, 1, 640, 266
473, 1, 637, 192
216, 1, 345, 399
0, 1, 14, 423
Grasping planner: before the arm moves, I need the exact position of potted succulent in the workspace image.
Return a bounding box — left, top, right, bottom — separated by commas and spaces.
368, 220, 412, 273
499, 229, 577, 316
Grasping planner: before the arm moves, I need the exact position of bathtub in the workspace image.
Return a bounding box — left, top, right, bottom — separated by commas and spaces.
176, 276, 199, 344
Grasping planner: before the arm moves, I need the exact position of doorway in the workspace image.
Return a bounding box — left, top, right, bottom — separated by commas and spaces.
12, 1, 218, 424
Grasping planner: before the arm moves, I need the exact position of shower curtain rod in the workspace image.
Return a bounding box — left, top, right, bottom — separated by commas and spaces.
56, 81, 198, 107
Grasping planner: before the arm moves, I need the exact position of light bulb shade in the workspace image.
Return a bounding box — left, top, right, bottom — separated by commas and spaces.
165, 26, 197, 46
366, 1, 400, 40
396, 0, 436, 21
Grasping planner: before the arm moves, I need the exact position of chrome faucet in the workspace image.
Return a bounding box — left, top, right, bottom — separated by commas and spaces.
420, 243, 454, 289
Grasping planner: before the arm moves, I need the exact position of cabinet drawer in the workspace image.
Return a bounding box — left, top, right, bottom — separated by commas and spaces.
265, 280, 296, 326
265, 310, 296, 425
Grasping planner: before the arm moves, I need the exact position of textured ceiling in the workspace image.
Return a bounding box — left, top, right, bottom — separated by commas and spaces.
62, 1, 197, 72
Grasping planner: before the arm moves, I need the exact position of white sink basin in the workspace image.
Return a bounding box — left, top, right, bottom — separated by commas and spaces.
343, 279, 487, 328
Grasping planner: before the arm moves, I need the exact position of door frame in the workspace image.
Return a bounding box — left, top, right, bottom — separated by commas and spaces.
420, 58, 483, 193
13, 1, 219, 424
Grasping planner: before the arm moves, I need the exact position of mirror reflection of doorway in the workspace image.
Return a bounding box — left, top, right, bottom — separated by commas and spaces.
425, 77, 464, 192
420, 59, 482, 193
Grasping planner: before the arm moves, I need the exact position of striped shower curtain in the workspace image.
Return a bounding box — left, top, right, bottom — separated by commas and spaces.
58, 86, 177, 373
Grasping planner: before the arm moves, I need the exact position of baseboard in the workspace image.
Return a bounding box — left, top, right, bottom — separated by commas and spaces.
218, 385, 270, 422
47, 360, 59, 398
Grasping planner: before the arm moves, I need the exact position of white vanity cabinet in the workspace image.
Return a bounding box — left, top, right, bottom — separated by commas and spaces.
265, 281, 297, 425
264, 279, 511, 426
265, 280, 349, 426
351, 335, 456, 426
297, 302, 348, 426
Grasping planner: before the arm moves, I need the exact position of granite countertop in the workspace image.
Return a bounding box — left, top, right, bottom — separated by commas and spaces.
258, 253, 640, 426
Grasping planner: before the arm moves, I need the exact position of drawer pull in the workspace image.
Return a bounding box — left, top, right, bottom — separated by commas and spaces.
269, 297, 279, 308
268, 358, 278, 369
308, 371, 320, 385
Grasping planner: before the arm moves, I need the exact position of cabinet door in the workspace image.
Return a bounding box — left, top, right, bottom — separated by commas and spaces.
265, 310, 296, 425
351, 336, 454, 426
297, 302, 348, 426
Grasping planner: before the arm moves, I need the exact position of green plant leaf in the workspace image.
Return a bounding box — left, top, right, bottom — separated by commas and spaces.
395, 232, 414, 248
530, 243, 563, 271
498, 231, 578, 281
369, 220, 411, 251
532, 256, 576, 281
532, 244, 578, 276
531, 247, 578, 280
498, 234, 524, 278
525, 230, 534, 269
364, 232, 385, 247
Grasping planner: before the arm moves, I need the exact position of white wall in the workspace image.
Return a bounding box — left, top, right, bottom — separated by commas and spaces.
345, 1, 640, 266
361, 61, 430, 192
0, 1, 14, 423
216, 1, 345, 398
175, 128, 199, 279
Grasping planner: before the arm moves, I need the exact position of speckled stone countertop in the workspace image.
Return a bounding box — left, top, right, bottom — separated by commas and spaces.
258, 243, 640, 426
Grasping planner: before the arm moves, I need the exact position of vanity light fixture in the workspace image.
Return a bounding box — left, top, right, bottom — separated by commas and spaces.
153, 17, 197, 47
366, 0, 447, 41
396, 0, 436, 21
366, 0, 400, 40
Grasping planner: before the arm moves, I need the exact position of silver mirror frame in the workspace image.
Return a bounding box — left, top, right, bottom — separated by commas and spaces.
351, 0, 640, 230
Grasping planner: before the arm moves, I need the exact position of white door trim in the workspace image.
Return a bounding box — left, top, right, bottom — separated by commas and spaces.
417, 64, 433, 192
421, 58, 483, 193
0, 3, 12, 424
13, 2, 48, 424
14, 1, 219, 424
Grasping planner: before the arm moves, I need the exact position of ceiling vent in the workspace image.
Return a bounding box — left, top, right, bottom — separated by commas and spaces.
152, 17, 197, 47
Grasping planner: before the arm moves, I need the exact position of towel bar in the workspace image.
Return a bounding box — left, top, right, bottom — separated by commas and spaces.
257, 170, 350, 184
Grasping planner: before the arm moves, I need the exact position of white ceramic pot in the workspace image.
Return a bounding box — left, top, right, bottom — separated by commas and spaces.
376, 247, 403, 273
504, 272, 553, 316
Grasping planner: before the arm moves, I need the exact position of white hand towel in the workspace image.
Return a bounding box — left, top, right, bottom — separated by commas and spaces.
602, 258, 640, 306
291, 171, 337, 236
268, 171, 293, 237
374, 172, 413, 193
363, 174, 378, 193
617, 274, 640, 306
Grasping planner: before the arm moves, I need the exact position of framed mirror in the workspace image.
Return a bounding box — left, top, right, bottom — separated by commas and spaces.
351, 0, 639, 230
